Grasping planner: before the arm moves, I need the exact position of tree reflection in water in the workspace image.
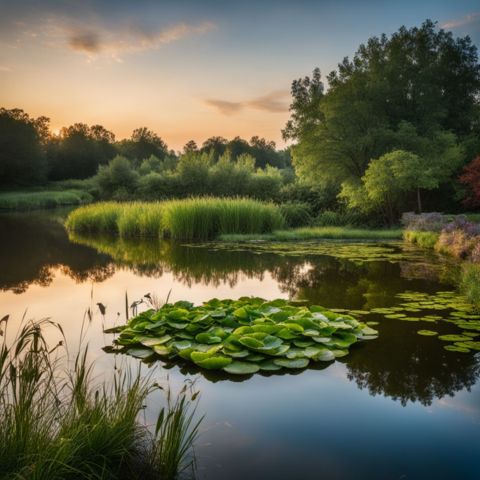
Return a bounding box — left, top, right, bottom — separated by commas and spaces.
1, 211, 478, 406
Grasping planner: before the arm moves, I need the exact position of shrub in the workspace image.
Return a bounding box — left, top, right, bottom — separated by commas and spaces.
96, 155, 139, 197
280, 202, 312, 227
403, 230, 440, 249
315, 210, 342, 227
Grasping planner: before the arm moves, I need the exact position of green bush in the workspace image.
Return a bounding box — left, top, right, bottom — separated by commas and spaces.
96, 155, 138, 198
280, 202, 312, 227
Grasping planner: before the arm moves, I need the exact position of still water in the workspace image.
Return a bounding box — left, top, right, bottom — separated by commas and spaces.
1, 210, 479, 480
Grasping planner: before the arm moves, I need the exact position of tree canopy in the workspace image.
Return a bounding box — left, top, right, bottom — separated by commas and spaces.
284, 20, 480, 190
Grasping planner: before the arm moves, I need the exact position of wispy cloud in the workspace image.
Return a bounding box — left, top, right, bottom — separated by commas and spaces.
441, 12, 480, 29
205, 90, 290, 115
63, 20, 216, 59
0, 66, 11, 72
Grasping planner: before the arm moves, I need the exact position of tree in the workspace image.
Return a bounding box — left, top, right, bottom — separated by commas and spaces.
460, 156, 480, 208
342, 148, 463, 224
183, 140, 198, 153
284, 21, 480, 186
118, 127, 169, 162
96, 155, 138, 197
48, 123, 116, 180
0, 108, 48, 186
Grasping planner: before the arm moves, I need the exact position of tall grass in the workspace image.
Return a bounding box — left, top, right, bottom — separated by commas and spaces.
66, 198, 285, 241
0, 190, 92, 211
403, 230, 440, 249
0, 316, 201, 480
460, 263, 480, 311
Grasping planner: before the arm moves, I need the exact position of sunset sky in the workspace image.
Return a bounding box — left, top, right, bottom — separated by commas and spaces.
1, 0, 479, 150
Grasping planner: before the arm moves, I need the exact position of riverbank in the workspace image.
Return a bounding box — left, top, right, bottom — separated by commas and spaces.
0, 189, 92, 210
403, 213, 480, 309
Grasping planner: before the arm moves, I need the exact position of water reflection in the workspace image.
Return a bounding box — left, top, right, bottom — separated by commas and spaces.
0, 211, 479, 409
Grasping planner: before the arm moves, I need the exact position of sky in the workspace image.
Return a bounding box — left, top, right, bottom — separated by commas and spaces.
0, 0, 479, 150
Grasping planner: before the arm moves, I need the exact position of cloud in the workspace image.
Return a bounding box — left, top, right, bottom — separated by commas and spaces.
68, 31, 101, 54
0, 66, 11, 72
205, 90, 290, 115
64, 20, 216, 59
441, 12, 480, 30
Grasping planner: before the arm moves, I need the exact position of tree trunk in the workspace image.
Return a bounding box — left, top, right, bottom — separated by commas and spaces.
417, 188, 422, 214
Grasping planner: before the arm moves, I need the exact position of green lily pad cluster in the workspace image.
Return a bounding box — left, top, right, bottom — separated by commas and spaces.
370, 290, 480, 353
188, 241, 422, 264
110, 297, 378, 375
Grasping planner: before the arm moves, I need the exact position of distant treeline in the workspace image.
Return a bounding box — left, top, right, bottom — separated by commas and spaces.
0, 109, 290, 185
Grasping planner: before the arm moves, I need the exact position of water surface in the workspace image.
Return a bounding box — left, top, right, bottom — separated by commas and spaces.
1, 210, 479, 480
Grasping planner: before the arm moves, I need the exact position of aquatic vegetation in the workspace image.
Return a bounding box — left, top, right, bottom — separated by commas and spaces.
403, 230, 440, 249
0, 318, 201, 479
110, 297, 378, 375
219, 226, 403, 242
460, 263, 480, 311
66, 198, 285, 241
417, 330, 438, 336
188, 240, 424, 264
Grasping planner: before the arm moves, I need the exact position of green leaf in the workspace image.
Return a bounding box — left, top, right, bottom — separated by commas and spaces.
224, 361, 260, 375
274, 358, 309, 369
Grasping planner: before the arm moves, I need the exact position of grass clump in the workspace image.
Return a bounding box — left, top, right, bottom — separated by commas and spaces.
66, 198, 285, 241
0, 190, 92, 211
403, 230, 440, 249
460, 263, 480, 311
220, 226, 403, 242
0, 316, 201, 480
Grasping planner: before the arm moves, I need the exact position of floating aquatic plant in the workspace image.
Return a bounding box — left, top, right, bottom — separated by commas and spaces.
108, 298, 378, 375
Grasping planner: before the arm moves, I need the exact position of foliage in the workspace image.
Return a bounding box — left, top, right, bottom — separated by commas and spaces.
460, 156, 480, 208
48, 123, 116, 180
65, 198, 285, 241
460, 263, 480, 311
0, 318, 201, 480
96, 156, 139, 198
403, 231, 440, 249
0, 108, 48, 186
283, 20, 479, 214
279, 202, 312, 227
113, 297, 378, 374
342, 148, 464, 224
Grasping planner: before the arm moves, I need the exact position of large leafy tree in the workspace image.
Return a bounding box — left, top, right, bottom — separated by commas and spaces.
284, 20, 480, 186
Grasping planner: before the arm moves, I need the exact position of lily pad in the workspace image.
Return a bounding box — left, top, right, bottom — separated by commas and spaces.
417, 330, 438, 336
224, 361, 260, 375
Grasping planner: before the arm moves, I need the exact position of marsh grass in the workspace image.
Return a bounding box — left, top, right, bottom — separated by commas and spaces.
403, 230, 440, 249
460, 263, 480, 311
0, 316, 201, 480
66, 198, 285, 241
0, 190, 92, 211
220, 226, 403, 242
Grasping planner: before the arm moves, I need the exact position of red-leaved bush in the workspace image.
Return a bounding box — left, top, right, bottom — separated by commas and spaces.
460, 156, 480, 208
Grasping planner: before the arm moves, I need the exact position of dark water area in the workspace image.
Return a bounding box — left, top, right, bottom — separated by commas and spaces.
0, 210, 479, 480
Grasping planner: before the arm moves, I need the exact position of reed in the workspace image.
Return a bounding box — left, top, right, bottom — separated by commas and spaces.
66, 197, 285, 241
403, 230, 440, 249
0, 316, 201, 480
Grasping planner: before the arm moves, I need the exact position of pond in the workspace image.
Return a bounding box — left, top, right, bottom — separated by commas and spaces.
1, 209, 479, 480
